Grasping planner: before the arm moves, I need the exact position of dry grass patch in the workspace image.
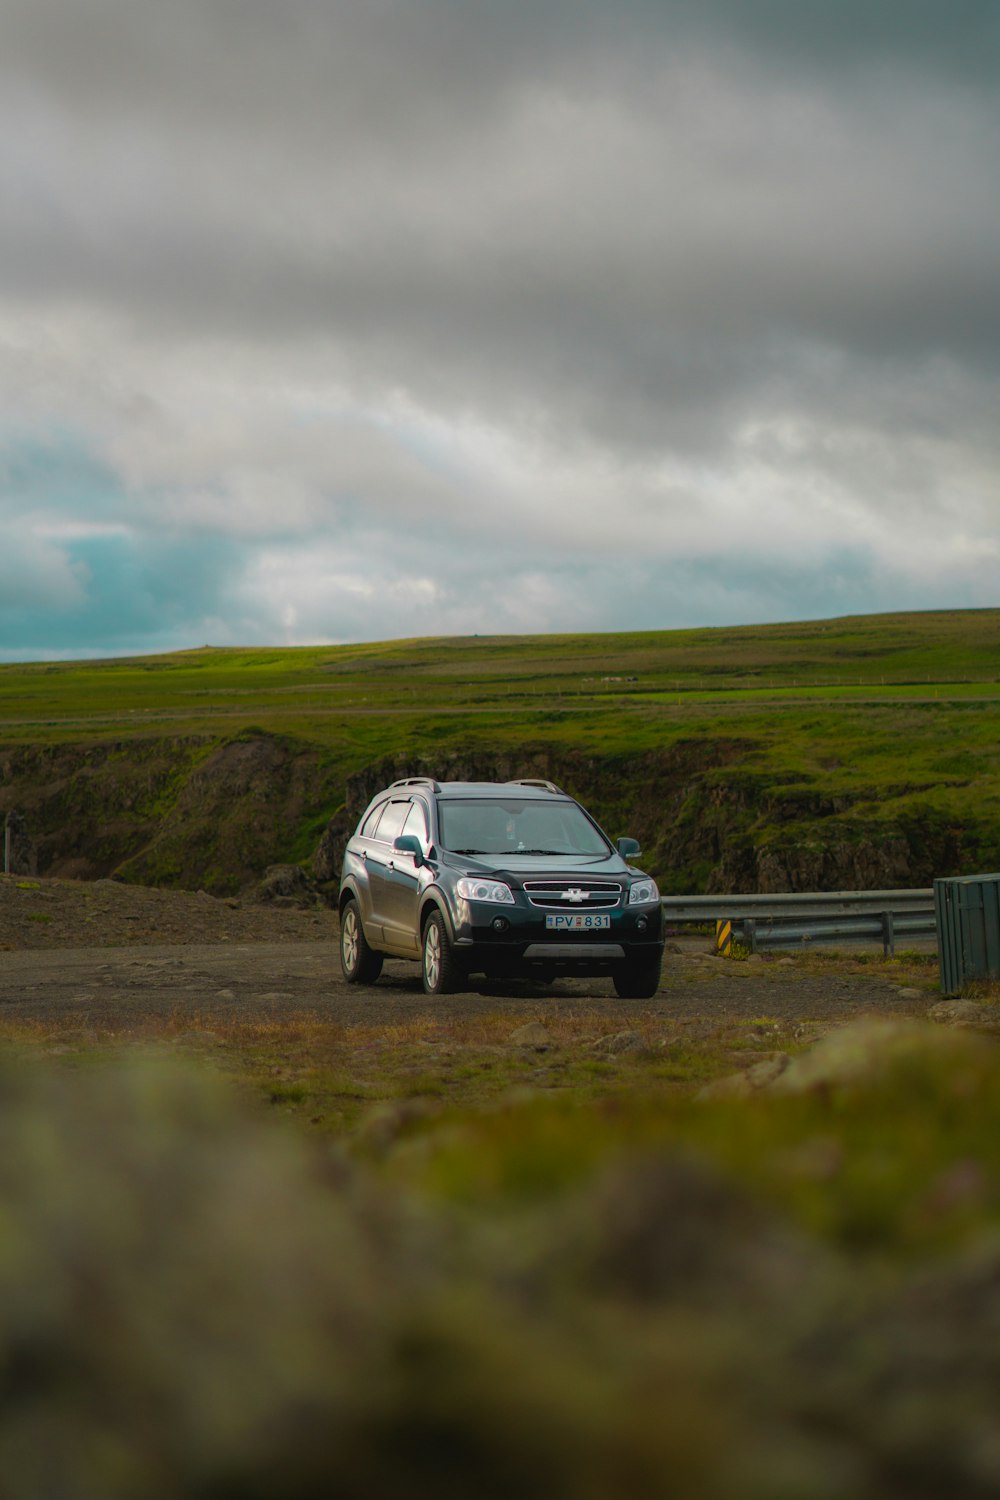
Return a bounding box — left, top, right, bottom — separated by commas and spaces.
0, 1005, 773, 1133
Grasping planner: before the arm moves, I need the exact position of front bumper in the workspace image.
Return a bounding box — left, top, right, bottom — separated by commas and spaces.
450, 898, 664, 976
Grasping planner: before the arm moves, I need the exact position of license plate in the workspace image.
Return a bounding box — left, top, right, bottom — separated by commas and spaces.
545, 914, 610, 931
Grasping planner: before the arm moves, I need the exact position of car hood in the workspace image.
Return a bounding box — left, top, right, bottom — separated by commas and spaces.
439, 850, 636, 882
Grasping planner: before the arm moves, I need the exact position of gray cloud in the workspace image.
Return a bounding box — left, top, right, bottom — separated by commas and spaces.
1, 1, 998, 656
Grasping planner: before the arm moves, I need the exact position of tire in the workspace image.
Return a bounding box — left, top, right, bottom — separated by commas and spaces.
340, 898, 384, 985
613, 956, 662, 999
422, 910, 461, 995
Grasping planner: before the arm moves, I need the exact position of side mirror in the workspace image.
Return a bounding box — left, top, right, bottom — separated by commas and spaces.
617, 836, 642, 858
394, 834, 425, 867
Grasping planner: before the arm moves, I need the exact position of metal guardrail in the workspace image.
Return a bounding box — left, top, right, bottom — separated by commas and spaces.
729, 911, 936, 956
661, 889, 936, 957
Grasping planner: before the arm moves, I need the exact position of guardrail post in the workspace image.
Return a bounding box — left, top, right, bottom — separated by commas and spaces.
745, 918, 757, 954
881, 910, 895, 958
3, 814, 9, 877
715, 919, 732, 957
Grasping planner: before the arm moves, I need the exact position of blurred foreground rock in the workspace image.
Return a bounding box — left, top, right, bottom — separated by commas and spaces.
702, 1017, 1000, 1100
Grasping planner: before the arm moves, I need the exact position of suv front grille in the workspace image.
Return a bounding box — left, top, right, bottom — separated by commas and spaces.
522, 880, 623, 910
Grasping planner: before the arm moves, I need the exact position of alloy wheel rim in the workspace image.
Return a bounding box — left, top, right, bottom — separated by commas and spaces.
343, 910, 358, 971
425, 924, 440, 988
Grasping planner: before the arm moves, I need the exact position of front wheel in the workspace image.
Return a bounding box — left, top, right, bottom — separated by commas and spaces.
422, 910, 461, 995
340, 898, 384, 985
613, 956, 662, 999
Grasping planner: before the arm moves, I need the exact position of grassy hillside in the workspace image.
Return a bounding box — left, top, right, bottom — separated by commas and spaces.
3, 608, 1000, 738
1, 609, 999, 891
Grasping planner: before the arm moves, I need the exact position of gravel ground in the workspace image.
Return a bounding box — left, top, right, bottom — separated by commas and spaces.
0, 873, 938, 1029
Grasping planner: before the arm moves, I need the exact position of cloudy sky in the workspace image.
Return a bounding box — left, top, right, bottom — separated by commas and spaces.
2, 0, 998, 660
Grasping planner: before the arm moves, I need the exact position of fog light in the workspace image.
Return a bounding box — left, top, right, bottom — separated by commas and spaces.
636, 916, 648, 933
492, 916, 509, 932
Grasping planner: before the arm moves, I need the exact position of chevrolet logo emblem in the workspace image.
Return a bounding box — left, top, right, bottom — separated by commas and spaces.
562, 888, 588, 903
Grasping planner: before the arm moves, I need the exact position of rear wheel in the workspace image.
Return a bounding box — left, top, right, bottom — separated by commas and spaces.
422, 910, 461, 995
340, 898, 384, 984
613, 956, 662, 999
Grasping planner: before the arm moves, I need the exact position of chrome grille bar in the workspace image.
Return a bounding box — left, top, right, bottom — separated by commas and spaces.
522, 880, 622, 910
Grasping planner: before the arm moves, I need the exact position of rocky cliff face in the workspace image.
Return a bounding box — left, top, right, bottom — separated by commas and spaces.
0, 734, 339, 894
1, 809, 36, 877
0, 733, 981, 896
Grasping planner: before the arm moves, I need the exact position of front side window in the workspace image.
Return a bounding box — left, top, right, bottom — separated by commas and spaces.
373, 800, 410, 844
401, 800, 428, 845
437, 799, 610, 856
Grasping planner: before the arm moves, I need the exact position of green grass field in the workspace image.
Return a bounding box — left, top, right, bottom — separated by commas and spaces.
2, 607, 999, 892
2, 607, 999, 741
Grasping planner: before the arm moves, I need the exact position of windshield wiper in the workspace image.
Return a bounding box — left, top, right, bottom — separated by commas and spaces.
451, 846, 572, 857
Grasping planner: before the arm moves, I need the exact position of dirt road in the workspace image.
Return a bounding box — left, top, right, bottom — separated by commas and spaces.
0, 873, 936, 1029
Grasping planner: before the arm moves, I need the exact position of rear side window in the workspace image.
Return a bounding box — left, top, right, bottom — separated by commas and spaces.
360, 801, 387, 838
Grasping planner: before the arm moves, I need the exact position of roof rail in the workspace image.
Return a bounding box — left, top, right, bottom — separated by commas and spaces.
389, 777, 441, 792
506, 778, 564, 794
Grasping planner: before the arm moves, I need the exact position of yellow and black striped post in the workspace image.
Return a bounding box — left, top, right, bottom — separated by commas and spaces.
715, 919, 732, 957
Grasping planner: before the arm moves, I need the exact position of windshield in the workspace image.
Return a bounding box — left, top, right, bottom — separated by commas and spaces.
438, 798, 611, 857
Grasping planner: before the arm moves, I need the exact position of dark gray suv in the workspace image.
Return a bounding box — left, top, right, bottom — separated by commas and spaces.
338, 778, 663, 996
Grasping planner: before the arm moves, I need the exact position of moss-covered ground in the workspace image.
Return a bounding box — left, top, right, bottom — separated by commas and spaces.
0, 945, 998, 1495
0, 946, 992, 1268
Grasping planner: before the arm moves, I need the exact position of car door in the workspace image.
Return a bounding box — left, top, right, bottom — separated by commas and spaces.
364, 798, 411, 945
349, 798, 390, 941
380, 798, 428, 955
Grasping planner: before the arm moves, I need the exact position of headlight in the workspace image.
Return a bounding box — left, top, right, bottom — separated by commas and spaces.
456, 877, 515, 905
628, 878, 659, 905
